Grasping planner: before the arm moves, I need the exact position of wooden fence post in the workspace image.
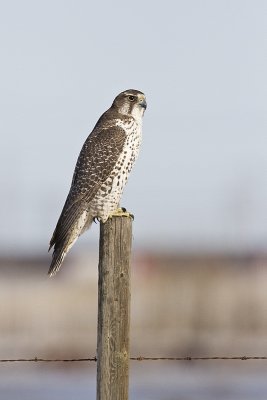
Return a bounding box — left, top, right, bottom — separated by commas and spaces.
97, 215, 132, 400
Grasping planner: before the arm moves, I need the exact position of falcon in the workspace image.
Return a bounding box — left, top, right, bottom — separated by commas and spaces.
48, 89, 147, 276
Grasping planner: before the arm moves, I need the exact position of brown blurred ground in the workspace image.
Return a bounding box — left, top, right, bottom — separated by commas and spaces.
1, 250, 267, 360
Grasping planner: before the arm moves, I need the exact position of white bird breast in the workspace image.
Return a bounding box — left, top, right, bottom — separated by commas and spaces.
89, 119, 142, 222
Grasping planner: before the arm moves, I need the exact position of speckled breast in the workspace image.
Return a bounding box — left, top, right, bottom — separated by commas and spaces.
90, 120, 142, 222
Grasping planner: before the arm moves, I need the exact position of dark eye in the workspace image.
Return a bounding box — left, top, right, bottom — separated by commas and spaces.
128, 95, 135, 101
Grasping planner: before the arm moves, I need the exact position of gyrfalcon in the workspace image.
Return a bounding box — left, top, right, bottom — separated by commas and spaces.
48, 89, 147, 276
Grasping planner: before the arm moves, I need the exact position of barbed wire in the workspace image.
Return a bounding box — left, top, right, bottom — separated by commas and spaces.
1, 356, 267, 363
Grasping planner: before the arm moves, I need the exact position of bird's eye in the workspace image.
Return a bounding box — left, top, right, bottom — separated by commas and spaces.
128, 95, 135, 101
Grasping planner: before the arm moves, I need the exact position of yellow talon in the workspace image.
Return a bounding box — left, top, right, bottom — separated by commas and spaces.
108, 208, 134, 220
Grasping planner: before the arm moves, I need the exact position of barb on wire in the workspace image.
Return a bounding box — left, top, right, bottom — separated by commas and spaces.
0, 356, 267, 363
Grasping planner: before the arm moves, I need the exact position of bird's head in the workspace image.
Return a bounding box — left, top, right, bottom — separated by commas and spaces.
112, 89, 147, 121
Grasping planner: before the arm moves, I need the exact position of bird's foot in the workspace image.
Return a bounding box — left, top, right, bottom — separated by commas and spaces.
108, 207, 134, 220
93, 216, 100, 224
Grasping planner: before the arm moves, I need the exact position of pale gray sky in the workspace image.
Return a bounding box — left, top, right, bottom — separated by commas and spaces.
0, 0, 266, 254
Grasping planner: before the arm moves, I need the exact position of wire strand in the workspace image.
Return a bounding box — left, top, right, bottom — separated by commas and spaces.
1, 356, 267, 363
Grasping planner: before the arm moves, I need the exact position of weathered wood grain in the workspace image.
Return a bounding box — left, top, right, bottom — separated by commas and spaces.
97, 216, 132, 400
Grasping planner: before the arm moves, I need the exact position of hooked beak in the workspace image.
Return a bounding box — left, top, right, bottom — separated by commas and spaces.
139, 98, 147, 110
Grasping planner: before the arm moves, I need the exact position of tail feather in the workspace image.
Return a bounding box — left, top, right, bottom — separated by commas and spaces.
48, 249, 66, 277
48, 213, 93, 276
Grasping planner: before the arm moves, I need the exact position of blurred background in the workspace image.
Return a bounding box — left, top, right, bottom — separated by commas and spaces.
0, 0, 267, 399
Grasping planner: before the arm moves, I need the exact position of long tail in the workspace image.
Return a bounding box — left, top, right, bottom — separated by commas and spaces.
48, 213, 94, 276
48, 232, 79, 277
48, 245, 68, 277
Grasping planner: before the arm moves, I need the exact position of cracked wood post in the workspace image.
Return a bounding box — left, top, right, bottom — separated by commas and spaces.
97, 214, 132, 400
